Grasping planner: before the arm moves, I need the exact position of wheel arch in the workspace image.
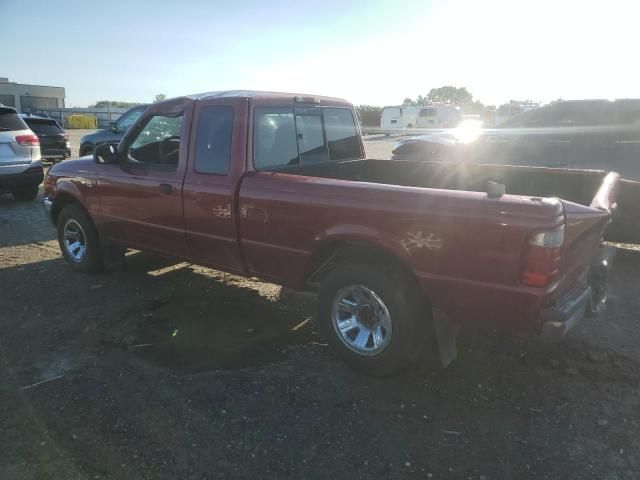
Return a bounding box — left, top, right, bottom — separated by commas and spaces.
303, 235, 430, 307
79, 142, 94, 156
51, 191, 89, 226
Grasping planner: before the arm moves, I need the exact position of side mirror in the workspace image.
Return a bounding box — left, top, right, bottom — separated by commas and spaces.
94, 143, 119, 164
109, 121, 118, 133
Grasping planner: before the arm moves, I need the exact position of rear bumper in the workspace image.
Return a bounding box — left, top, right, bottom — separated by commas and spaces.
540, 245, 615, 339
541, 285, 591, 339
41, 147, 71, 160
0, 168, 44, 191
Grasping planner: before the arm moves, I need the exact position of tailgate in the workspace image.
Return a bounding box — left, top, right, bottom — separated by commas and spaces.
557, 172, 619, 289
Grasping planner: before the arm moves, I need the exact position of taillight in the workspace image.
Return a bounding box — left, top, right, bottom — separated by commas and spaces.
520, 226, 565, 287
16, 134, 40, 146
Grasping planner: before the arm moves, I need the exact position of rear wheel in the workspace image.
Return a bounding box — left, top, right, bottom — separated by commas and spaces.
316, 263, 430, 376
12, 184, 39, 202
57, 204, 104, 273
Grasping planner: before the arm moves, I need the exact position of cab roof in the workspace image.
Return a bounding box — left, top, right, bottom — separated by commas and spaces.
144, 90, 352, 117
186, 90, 349, 103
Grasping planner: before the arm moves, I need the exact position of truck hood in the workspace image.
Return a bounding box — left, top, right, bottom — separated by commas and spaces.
48, 156, 98, 176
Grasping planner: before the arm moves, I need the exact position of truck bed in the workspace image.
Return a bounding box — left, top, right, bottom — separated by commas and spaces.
271, 158, 638, 243
272, 158, 608, 206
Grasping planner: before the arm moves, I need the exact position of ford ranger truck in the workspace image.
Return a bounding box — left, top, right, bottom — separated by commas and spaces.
43, 91, 618, 375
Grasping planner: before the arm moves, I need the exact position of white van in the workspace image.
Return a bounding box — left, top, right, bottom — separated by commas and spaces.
380, 105, 463, 129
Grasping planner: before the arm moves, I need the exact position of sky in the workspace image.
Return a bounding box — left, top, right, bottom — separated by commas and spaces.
1, 0, 638, 107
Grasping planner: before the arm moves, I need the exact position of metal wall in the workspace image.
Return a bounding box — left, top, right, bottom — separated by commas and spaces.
25, 107, 129, 129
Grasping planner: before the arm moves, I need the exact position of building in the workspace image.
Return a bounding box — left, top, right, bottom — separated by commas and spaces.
0, 77, 65, 113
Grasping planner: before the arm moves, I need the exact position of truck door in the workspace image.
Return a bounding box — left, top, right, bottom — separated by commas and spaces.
96, 101, 189, 258
182, 98, 247, 273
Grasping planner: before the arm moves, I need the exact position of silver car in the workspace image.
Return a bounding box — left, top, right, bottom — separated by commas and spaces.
0, 106, 43, 201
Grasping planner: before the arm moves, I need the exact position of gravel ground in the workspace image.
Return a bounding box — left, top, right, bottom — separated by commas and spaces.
1, 133, 639, 479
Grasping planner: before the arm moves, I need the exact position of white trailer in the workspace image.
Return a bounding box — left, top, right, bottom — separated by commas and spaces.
380, 105, 463, 130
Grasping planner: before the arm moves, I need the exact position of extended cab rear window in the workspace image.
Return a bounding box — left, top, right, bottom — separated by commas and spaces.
0, 109, 29, 132
253, 107, 360, 170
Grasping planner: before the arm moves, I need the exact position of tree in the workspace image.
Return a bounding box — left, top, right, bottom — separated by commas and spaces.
426, 86, 473, 105
90, 100, 140, 109
403, 87, 474, 107
355, 105, 383, 126
154, 94, 167, 103
463, 100, 486, 115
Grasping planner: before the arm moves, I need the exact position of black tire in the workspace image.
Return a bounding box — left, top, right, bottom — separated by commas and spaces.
56, 204, 104, 273
12, 184, 39, 202
316, 263, 430, 376
80, 145, 93, 157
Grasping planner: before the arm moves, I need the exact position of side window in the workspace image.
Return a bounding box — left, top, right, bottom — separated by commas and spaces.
617, 102, 640, 126
253, 108, 298, 169
499, 108, 546, 128
117, 109, 143, 132
324, 108, 360, 160
544, 104, 584, 126
128, 114, 183, 167
194, 106, 234, 174
295, 112, 328, 164
253, 106, 361, 170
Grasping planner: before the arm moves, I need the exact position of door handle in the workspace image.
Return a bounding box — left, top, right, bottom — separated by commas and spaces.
159, 183, 173, 194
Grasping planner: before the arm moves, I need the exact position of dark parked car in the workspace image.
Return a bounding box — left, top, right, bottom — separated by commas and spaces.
392, 99, 640, 181
21, 114, 70, 163
79, 104, 148, 157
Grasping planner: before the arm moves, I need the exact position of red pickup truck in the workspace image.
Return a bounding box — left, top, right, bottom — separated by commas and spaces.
43, 91, 618, 375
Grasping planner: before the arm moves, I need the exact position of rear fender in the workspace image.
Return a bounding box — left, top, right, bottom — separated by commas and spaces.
305, 225, 430, 305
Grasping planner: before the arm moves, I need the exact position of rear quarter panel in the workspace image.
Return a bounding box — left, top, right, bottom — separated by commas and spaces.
239, 172, 565, 332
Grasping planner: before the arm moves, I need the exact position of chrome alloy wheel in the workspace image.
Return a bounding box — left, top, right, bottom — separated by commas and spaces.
331, 285, 392, 355
63, 219, 87, 262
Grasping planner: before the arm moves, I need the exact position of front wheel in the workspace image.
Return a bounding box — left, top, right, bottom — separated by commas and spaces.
12, 184, 39, 201
57, 204, 104, 273
80, 145, 93, 157
316, 263, 430, 376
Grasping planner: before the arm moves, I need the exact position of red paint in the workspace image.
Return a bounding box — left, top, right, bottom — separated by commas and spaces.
44, 91, 617, 335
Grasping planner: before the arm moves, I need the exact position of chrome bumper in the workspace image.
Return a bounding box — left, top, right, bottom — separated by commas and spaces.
541, 246, 615, 339
541, 286, 591, 339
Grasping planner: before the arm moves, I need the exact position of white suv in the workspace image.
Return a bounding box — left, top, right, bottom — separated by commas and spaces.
0, 106, 43, 201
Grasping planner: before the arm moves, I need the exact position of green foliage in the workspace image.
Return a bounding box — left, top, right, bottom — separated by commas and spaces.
154, 94, 167, 103
426, 86, 473, 105
90, 100, 141, 109
403, 87, 474, 107
355, 105, 382, 115
463, 101, 486, 115
403, 95, 429, 106
354, 105, 383, 125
